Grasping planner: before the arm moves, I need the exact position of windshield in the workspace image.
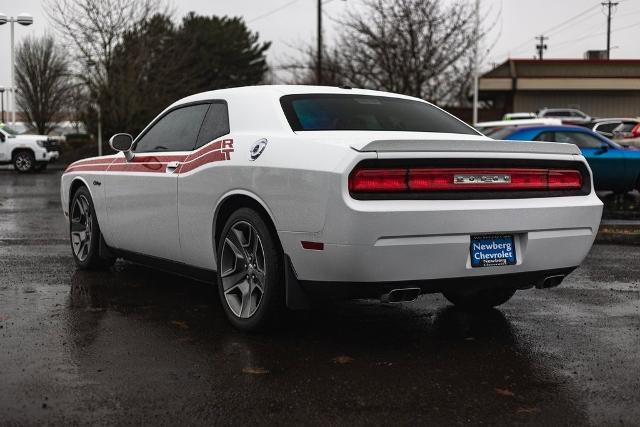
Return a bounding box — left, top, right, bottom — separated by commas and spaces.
280, 94, 479, 135
0, 124, 19, 135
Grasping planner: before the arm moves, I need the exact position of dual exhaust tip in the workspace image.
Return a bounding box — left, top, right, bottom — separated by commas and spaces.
380, 274, 566, 303
537, 274, 566, 289
380, 287, 421, 303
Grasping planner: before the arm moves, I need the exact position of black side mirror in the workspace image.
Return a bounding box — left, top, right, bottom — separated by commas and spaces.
598, 143, 609, 153
109, 133, 135, 161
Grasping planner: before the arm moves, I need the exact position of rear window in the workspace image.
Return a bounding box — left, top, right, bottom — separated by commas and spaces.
280, 94, 478, 135
487, 127, 517, 140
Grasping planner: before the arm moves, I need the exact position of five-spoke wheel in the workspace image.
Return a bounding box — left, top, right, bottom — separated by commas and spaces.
69, 186, 115, 269
71, 193, 93, 262
216, 207, 284, 331
220, 221, 266, 319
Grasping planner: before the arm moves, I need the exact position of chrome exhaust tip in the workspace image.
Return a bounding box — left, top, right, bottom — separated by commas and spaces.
380, 287, 421, 303
537, 274, 566, 289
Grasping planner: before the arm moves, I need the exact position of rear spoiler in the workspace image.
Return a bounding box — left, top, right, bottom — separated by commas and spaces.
352, 139, 581, 156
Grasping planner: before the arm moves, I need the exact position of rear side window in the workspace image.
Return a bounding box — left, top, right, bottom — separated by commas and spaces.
487, 127, 517, 140
543, 110, 570, 117
196, 102, 230, 148
280, 94, 479, 135
595, 122, 620, 134
554, 131, 603, 148
135, 104, 209, 153
533, 131, 556, 142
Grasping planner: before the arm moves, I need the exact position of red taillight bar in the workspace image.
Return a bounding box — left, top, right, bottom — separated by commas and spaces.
349, 168, 583, 192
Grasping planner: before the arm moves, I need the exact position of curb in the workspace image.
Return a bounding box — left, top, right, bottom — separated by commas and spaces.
596, 224, 640, 245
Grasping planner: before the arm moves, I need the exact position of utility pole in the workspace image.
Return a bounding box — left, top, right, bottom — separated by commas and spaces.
535, 35, 548, 60
317, 0, 323, 85
602, 1, 618, 59
472, 0, 480, 126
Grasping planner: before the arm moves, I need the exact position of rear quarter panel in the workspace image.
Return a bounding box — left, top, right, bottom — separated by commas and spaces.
177, 133, 360, 270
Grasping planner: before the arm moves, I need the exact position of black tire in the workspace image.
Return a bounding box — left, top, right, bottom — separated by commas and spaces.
443, 288, 516, 310
69, 186, 115, 270
33, 163, 48, 172
216, 207, 284, 331
13, 150, 35, 173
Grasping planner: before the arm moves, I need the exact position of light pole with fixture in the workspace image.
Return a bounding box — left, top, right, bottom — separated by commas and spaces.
0, 12, 34, 126
0, 86, 5, 123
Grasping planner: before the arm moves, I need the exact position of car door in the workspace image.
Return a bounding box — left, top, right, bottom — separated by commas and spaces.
552, 130, 626, 191
177, 101, 231, 270
104, 103, 209, 261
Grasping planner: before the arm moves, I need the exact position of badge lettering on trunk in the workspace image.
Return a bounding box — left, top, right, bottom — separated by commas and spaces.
454, 174, 511, 184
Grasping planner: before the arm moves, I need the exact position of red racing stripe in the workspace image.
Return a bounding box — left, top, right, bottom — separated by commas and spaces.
63, 138, 234, 175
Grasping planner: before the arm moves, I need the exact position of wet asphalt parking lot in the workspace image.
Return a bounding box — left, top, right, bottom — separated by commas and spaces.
0, 169, 639, 426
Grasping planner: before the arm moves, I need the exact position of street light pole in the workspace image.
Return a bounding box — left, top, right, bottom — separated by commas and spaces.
0, 12, 34, 126
317, 0, 322, 85
472, 0, 480, 126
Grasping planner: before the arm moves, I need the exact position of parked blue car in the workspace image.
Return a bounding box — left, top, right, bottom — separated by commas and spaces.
490, 125, 640, 193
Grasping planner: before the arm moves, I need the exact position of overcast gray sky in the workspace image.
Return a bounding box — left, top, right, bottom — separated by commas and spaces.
1, 0, 640, 89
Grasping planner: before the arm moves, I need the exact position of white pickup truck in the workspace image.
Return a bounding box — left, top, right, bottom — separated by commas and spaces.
0, 125, 60, 172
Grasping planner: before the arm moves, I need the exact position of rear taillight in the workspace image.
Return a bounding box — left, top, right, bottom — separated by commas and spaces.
349, 167, 583, 193
630, 124, 640, 138
348, 168, 407, 192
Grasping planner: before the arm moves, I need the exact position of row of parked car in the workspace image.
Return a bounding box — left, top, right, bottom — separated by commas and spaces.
493, 108, 640, 148
476, 109, 640, 194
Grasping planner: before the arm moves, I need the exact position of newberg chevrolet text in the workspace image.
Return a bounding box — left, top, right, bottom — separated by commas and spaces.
61, 86, 603, 331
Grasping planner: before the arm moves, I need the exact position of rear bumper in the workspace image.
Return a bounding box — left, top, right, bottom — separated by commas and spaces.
280, 193, 603, 284
299, 267, 578, 300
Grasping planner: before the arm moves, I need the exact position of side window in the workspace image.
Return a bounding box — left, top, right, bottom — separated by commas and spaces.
195, 102, 230, 148
595, 122, 619, 134
135, 104, 209, 153
554, 131, 603, 149
533, 131, 556, 142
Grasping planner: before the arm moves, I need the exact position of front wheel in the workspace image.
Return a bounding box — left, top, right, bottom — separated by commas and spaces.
216, 207, 284, 331
443, 288, 516, 310
13, 151, 35, 173
70, 186, 115, 269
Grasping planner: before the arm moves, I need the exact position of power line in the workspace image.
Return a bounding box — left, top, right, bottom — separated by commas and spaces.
495, 2, 601, 59
551, 20, 640, 54
248, 0, 303, 23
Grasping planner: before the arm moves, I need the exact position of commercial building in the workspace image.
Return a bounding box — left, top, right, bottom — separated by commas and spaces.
479, 59, 640, 119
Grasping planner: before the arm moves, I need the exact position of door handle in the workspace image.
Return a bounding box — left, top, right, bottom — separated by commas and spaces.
166, 161, 180, 173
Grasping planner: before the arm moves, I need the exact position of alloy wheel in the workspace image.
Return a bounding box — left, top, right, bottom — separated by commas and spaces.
70, 195, 93, 262
220, 221, 266, 319
15, 153, 33, 172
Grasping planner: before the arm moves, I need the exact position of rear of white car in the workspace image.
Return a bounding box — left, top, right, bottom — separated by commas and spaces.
281, 138, 601, 296
274, 91, 602, 304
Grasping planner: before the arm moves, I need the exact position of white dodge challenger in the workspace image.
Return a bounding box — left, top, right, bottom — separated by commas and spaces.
61, 86, 603, 330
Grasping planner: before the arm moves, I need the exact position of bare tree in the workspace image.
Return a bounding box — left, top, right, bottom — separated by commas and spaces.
44, 0, 165, 144
287, 0, 482, 106
15, 35, 74, 135
45, 0, 163, 70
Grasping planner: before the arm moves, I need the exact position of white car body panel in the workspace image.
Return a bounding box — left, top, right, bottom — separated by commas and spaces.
61, 85, 602, 290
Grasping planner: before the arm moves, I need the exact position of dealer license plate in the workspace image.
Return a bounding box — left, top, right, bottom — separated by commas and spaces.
470, 235, 516, 268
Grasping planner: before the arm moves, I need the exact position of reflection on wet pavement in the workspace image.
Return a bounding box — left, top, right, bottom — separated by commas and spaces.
1, 170, 638, 425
